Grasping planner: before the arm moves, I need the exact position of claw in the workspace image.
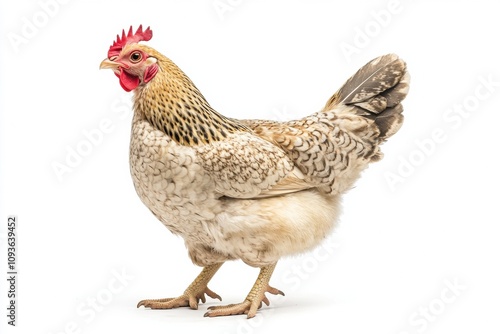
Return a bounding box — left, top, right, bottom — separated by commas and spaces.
205, 287, 222, 301
137, 297, 176, 309
267, 286, 285, 296
189, 296, 199, 309
204, 301, 253, 318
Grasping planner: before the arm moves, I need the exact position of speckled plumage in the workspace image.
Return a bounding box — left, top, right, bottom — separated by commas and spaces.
130, 87, 340, 267
100, 29, 409, 317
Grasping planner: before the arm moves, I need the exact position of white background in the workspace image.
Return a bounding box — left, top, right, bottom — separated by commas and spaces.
1, 0, 499, 333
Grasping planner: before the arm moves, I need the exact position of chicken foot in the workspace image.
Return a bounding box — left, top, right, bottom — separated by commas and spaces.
204, 263, 284, 318
137, 262, 223, 310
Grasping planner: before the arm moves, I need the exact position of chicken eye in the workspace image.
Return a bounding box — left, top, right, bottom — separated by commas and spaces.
130, 52, 142, 63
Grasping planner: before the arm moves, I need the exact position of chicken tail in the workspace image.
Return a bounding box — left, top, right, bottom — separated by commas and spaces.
323, 54, 410, 141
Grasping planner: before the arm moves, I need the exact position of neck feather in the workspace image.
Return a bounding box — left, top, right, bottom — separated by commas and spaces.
133, 53, 248, 146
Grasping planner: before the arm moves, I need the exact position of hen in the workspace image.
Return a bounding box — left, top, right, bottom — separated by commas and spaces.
99, 25, 409, 318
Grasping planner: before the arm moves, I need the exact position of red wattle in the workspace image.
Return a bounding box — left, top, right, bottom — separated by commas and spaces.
118, 69, 140, 92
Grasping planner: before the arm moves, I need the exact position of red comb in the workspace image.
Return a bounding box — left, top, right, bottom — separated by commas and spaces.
107, 25, 153, 58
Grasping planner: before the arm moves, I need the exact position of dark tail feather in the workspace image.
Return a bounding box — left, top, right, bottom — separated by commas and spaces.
324, 54, 410, 140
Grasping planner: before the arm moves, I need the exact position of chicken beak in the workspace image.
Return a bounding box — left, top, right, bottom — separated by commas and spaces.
99, 58, 121, 71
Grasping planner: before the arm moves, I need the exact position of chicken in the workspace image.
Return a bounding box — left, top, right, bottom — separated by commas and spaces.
99, 25, 409, 318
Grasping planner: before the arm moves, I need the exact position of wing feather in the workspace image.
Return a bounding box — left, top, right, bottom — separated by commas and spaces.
196, 132, 311, 199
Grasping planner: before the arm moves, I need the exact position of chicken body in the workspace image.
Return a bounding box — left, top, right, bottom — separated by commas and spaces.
130, 83, 341, 269
100, 26, 409, 318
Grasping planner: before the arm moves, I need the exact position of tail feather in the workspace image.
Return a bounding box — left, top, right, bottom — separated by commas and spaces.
324, 54, 409, 140
369, 104, 404, 139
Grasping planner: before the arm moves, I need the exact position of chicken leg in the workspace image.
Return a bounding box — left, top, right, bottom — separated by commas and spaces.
204, 263, 284, 318
137, 262, 223, 310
